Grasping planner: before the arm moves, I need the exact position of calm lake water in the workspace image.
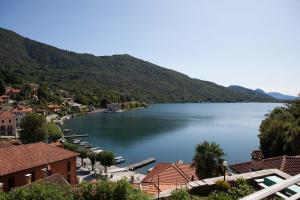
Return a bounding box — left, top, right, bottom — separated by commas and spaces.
63, 103, 281, 172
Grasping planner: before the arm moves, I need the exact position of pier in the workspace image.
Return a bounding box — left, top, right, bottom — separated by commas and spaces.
125, 158, 156, 171
64, 134, 89, 138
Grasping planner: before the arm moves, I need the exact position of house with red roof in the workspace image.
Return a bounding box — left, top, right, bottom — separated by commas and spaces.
230, 150, 300, 176
5, 87, 21, 99
0, 95, 10, 104
0, 142, 78, 192
12, 106, 33, 128
140, 162, 198, 195
0, 111, 17, 138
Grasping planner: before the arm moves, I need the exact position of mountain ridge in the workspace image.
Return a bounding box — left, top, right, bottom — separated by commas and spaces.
0, 27, 278, 103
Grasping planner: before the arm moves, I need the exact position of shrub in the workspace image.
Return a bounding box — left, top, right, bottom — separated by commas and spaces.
170, 189, 190, 200
214, 180, 230, 192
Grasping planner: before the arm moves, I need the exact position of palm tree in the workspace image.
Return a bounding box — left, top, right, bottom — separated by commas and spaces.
193, 141, 225, 179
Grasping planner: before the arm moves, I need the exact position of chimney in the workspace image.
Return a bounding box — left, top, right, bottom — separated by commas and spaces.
0, 183, 3, 192
25, 174, 32, 184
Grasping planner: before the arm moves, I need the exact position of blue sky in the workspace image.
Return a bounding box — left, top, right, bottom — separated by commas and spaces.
0, 0, 299, 95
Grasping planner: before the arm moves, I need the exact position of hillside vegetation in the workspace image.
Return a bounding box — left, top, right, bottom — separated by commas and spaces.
0, 27, 277, 103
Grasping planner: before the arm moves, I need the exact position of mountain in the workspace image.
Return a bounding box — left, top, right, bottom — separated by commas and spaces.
228, 86, 277, 102
268, 92, 298, 101
255, 89, 297, 101
0, 27, 277, 103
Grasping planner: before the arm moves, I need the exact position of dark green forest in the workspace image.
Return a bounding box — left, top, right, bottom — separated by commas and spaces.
0, 27, 277, 103
259, 99, 300, 157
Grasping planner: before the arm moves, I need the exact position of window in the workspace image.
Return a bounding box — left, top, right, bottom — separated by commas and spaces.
1, 120, 4, 123
0, 126, 5, 131
7, 176, 15, 191
67, 161, 71, 172
67, 174, 71, 183
9, 119, 11, 123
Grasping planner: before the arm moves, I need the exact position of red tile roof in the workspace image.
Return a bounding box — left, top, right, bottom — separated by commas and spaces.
12, 106, 33, 113
230, 155, 300, 176
22, 174, 69, 189
0, 111, 15, 118
142, 163, 198, 186
0, 142, 79, 176
0, 142, 13, 149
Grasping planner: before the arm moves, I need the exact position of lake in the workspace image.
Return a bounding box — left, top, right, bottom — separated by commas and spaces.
63, 103, 281, 172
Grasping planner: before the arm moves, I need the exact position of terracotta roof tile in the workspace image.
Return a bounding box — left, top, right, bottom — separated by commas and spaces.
24, 174, 69, 187
12, 107, 33, 113
142, 163, 198, 186
0, 142, 79, 176
0, 111, 15, 118
230, 155, 300, 176
0, 142, 13, 149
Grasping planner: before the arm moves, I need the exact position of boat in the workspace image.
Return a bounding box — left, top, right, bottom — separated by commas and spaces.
90, 147, 101, 151
93, 149, 103, 153
80, 141, 88, 146
83, 143, 92, 148
63, 129, 71, 135
72, 139, 80, 144
115, 158, 126, 164
115, 156, 123, 160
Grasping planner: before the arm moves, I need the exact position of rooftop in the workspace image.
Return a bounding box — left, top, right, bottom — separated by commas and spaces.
12, 106, 33, 113
0, 111, 15, 118
0, 142, 79, 176
230, 155, 300, 176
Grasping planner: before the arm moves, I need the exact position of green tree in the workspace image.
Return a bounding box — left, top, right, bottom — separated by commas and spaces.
0, 191, 8, 200
19, 84, 33, 100
43, 122, 63, 141
64, 142, 79, 151
259, 100, 300, 157
193, 141, 225, 179
77, 147, 88, 167
88, 151, 97, 171
97, 151, 115, 174
170, 189, 190, 200
113, 179, 150, 200
0, 80, 5, 96
8, 183, 73, 200
19, 113, 47, 144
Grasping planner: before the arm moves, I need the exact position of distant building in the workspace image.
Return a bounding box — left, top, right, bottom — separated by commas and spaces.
48, 104, 62, 113
28, 83, 39, 92
107, 103, 121, 112
140, 162, 198, 195
63, 97, 74, 104
0, 142, 78, 192
69, 102, 87, 112
5, 87, 21, 99
0, 95, 9, 105
12, 106, 33, 128
230, 151, 300, 176
0, 111, 17, 138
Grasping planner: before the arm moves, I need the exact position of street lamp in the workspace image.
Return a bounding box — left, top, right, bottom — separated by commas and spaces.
222, 160, 228, 181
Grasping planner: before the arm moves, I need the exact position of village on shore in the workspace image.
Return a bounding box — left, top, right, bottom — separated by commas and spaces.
0, 83, 300, 199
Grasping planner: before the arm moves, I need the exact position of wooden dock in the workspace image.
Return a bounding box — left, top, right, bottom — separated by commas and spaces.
64, 134, 88, 138
125, 158, 156, 171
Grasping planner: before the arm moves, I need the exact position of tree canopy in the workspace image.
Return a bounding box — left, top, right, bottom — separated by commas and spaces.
259, 100, 300, 157
19, 113, 47, 144
0, 27, 278, 104
97, 151, 115, 174
43, 122, 63, 142
193, 141, 225, 179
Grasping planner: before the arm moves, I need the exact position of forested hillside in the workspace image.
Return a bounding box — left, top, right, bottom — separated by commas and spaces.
0, 27, 277, 103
